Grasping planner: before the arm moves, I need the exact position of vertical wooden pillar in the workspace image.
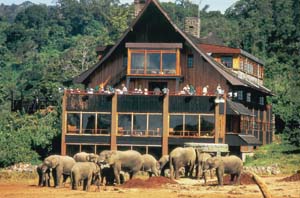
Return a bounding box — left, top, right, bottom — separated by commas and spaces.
111, 93, 117, 151
214, 102, 219, 144
162, 93, 169, 155
263, 110, 267, 145
61, 91, 67, 155
221, 96, 226, 143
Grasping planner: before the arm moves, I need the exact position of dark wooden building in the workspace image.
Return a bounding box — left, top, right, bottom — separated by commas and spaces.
61, 0, 274, 160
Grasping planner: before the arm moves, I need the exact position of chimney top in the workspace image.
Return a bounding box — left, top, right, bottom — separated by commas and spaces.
134, 0, 147, 17
184, 17, 201, 38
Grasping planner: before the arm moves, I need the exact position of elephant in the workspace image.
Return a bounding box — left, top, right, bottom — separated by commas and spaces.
73, 152, 99, 163
41, 155, 76, 188
141, 154, 159, 177
71, 162, 101, 191
203, 155, 243, 186
37, 163, 51, 187
100, 164, 125, 185
195, 152, 213, 184
98, 150, 143, 184
158, 155, 169, 176
169, 147, 199, 180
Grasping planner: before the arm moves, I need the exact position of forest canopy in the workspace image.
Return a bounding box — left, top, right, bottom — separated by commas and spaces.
0, 0, 299, 167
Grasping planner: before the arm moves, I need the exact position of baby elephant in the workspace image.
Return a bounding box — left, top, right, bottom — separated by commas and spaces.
204, 155, 243, 186
141, 154, 159, 177
71, 162, 100, 191
37, 164, 51, 187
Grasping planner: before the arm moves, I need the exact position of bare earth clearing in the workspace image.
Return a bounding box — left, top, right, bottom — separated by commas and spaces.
0, 174, 299, 198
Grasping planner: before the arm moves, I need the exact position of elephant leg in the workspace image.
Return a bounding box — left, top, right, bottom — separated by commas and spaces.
54, 169, 61, 188
188, 164, 194, 178
216, 168, 224, 186
120, 173, 125, 184
83, 178, 88, 191
113, 166, 121, 185
230, 174, 235, 184
236, 173, 241, 185
85, 176, 92, 191
62, 174, 68, 186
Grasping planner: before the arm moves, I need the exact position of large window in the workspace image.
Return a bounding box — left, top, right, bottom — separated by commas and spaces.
200, 115, 215, 136
82, 113, 95, 134
118, 113, 162, 136
67, 113, 80, 134
169, 114, 214, 137
131, 53, 145, 74
97, 114, 111, 134
129, 49, 178, 75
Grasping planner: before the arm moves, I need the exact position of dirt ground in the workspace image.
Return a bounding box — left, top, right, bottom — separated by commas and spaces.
0, 174, 299, 198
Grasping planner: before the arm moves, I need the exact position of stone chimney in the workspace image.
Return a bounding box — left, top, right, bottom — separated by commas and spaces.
184, 17, 201, 38
134, 0, 146, 17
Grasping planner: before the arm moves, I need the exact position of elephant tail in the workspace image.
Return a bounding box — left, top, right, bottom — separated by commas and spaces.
244, 170, 272, 198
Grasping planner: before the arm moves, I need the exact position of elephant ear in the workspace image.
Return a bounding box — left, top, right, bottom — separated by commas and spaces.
50, 157, 59, 168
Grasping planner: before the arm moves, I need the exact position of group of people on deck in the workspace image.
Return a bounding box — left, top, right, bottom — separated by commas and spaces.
90, 82, 224, 96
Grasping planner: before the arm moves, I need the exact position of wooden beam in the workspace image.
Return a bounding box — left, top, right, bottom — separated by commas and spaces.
214, 102, 219, 144
162, 93, 169, 155
61, 91, 67, 155
125, 43, 183, 49
111, 93, 117, 150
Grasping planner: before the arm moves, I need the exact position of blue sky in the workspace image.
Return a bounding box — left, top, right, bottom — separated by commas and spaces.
0, 0, 237, 13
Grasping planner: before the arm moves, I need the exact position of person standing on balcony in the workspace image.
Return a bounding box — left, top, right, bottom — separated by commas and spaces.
122, 84, 128, 94
203, 85, 209, 96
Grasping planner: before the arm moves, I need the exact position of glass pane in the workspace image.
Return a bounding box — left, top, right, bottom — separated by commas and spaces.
67, 113, 80, 134
149, 114, 162, 136
201, 115, 215, 136
221, 56, 233, 68
82, 113, 96, 134
133, 114, 147, 136
170, 115, 183, 136
162, 53, 176, 74
118, 114, 131, 135
185, 115, 199, 136
131, 53, 145, 74
81, 145, 95, 153
147, 53, 160, 74
66, 144, 80, 157
97, 114, 111, 134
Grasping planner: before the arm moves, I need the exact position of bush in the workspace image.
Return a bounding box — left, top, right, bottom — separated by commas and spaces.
0, 109, 61, 168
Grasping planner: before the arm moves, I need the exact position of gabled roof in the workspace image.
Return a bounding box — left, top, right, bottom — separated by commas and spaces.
74, 0, 271, 95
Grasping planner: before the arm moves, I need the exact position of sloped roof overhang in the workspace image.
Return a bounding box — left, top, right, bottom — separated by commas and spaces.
73, 0, 271, 96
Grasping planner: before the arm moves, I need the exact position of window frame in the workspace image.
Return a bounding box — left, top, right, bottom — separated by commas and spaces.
128, 48, 179, 75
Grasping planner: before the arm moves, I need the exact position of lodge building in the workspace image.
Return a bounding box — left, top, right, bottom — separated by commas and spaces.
61, 0, 274, 160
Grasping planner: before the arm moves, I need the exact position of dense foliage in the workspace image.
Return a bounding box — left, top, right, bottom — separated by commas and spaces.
0, 0, 299, 167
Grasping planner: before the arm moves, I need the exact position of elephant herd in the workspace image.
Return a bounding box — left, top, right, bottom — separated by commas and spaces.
37, 147, 243, 191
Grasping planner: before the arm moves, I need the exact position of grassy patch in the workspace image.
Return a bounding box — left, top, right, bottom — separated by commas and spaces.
245, 135, 300, 174
0, 170, 37, 183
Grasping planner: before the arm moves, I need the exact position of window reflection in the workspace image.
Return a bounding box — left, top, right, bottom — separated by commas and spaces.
149, 115, 162, 136
185, 115, 199, 136
97, 114, 111, 134
133, 114, 147, 136
118, 114, 132, 135
201, 115, 215, 136
82, 114, 95, 134
67, 113, 80, 134
170, 115, 183, 135
131, 53, 145, 74
162, 53, 176, 74
147, 53, 160, 74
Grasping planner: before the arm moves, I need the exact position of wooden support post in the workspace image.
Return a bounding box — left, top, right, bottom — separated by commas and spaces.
61, 91, 67, 155
214, 101, 219, 144
162, 93, 169, 155
111, 93, 117, 151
